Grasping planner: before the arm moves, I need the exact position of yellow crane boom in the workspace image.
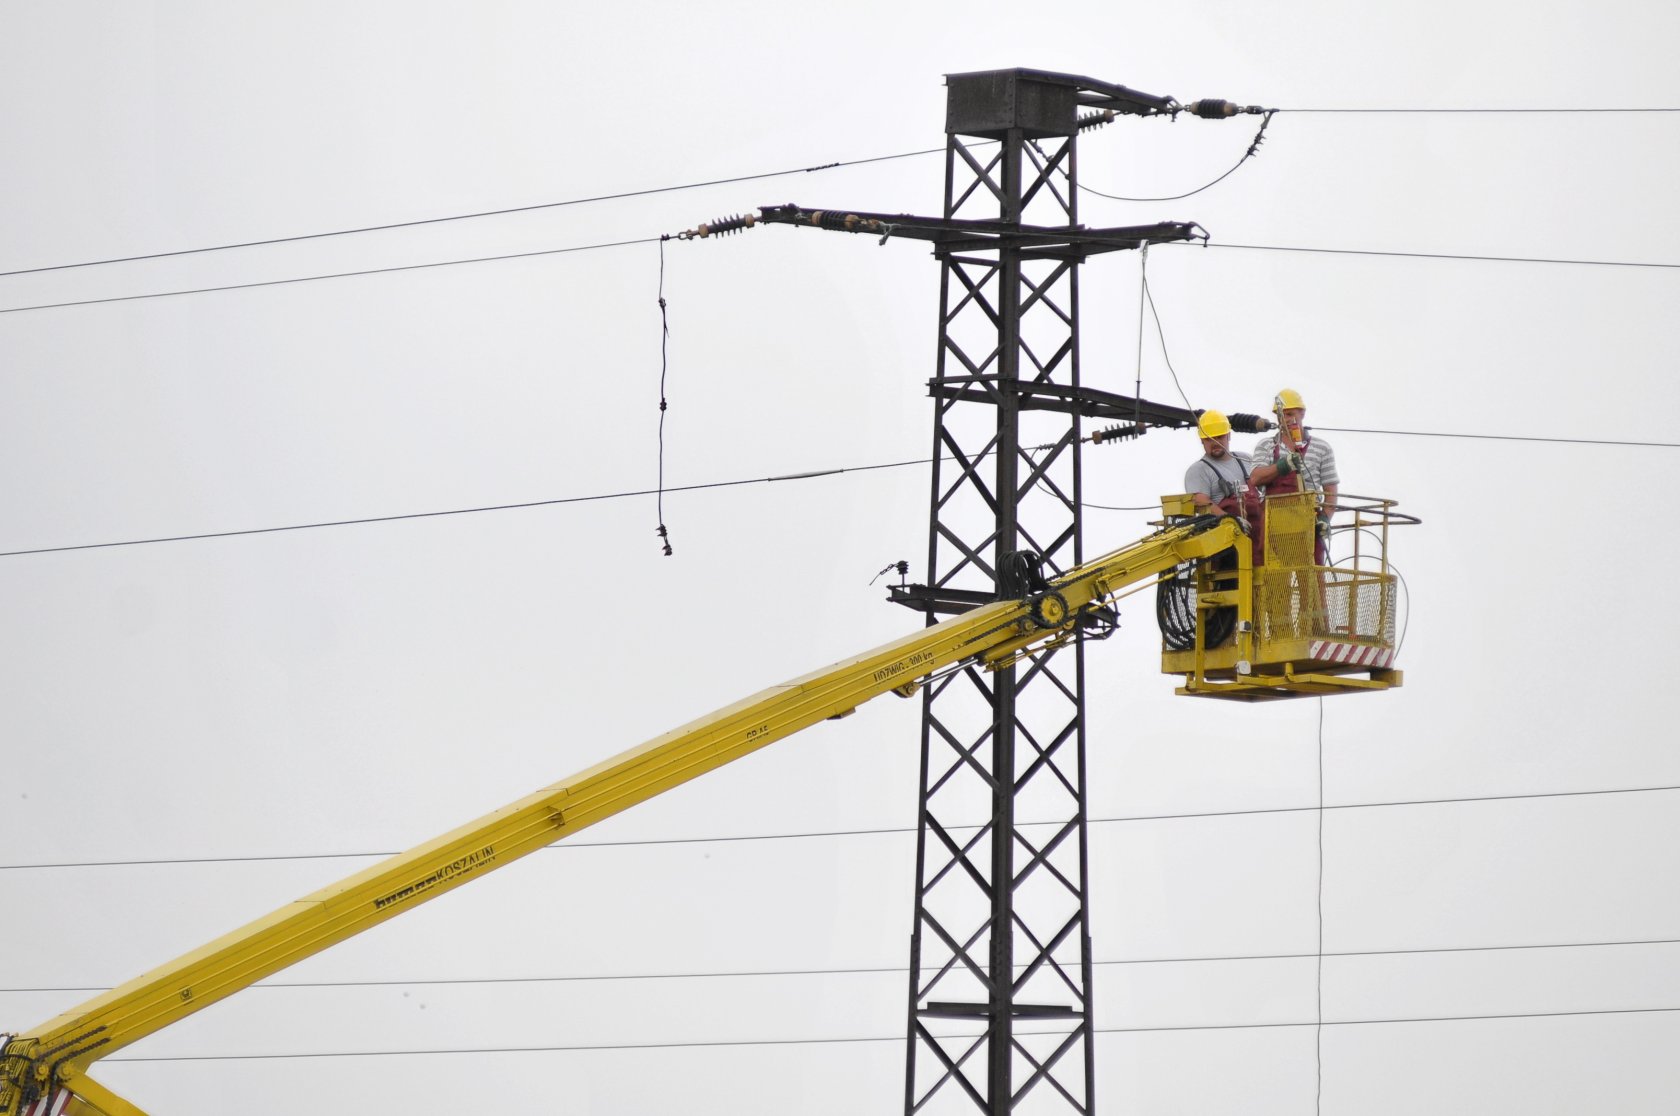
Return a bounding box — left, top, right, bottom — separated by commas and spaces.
1, 515, 1243, 1116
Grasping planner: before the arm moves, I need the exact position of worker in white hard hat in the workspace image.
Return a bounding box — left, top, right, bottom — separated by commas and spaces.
1249, 388, 1340, 563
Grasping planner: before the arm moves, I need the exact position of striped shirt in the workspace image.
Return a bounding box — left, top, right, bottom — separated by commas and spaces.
1250, 431, 1338, 494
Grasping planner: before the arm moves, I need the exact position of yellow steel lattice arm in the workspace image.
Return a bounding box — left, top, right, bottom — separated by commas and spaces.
0, 517, 1241, 1116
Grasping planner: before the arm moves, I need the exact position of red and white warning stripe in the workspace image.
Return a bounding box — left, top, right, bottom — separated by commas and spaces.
1307, 641, 1394, 668
25, 1090, 71, 1116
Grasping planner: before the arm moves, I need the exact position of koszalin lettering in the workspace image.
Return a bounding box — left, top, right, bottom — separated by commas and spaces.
374, 845, 497, 910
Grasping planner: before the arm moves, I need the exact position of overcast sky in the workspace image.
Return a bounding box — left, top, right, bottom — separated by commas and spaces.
3, 3, 1679, 1114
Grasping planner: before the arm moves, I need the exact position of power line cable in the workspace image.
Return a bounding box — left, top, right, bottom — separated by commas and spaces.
1183, 240, 1680, 270
16, 936, 1678, 997
0, 148, 945, 280
1082, 257, 1674, 511
1088, 422, 1676, 514
1096, 1005, 1680, 1034
1316, 425, 1680, 449
9, 229, 1678, 318
1079, 501, 1163, 512
1098, 936, 1680, 969
2, 423, 1669, 562
0, 235, 664, 316
7, 783, 1676, 872
96, 1005, 1680, 1062
1284, 107, 1680, 114
0, 456, 932, 560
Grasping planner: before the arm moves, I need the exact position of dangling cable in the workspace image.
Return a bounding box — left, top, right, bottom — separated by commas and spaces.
1141, 265, 1197, 413
655, 237, 674, 556
1133, 243, 1149, 435
1316, 695, 1326, 1116
1081, 110, 1277, 203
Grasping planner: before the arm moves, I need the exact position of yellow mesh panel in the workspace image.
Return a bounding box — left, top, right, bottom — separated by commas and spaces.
1321, 570, 1398, 643
1250, 492, 1400, 651
1254, 568, 1320, 645
1262, 492, 1317, 568
1253, 493, 1323, 645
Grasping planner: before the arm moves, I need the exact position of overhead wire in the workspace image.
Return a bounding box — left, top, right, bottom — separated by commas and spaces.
93, 1005, 1680, 1062
14, 936, 1679, 997
0, 234, 665, 316
6, 782, 1676, 872
0, 147, 946, 280
1316, 425, 1680, 449
1181, 240, 1680, 271
3, 419, 1664, 561
0, 405, 1668, 563
0, 455, 933, 559
1098, 1005, 1680, 1034
1284, 107, 1680, 114
6, 233, 1677, 318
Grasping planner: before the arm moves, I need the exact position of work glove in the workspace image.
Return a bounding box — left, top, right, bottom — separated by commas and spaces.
1275, 451, 1302, 477
1315, 514, 1331, 539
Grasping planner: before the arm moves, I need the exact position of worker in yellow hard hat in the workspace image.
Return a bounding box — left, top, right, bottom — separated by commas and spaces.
1248, 388, 1340, 562
1185, 408, 1265, 575
1184, 410, 1255, 518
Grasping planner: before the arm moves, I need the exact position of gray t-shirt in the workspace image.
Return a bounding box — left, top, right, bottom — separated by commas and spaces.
1185, 451, 1254, 505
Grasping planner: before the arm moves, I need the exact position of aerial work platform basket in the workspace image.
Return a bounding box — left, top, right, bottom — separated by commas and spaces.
1157, 491, 1416, 701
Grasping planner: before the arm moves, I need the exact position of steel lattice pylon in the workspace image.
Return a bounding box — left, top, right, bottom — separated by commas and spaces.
902, 70, 1176, 1116
756, 68, 1206, 1115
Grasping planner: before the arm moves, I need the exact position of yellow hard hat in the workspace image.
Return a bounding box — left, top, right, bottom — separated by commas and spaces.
1274, 388, 1305, 412
1197, 410, 1232, 438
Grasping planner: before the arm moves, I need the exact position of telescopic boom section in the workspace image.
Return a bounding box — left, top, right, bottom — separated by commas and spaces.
1, 517, 1243, 1116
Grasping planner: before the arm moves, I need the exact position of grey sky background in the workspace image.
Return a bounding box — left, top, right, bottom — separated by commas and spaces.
3, 2, 1678, 1113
